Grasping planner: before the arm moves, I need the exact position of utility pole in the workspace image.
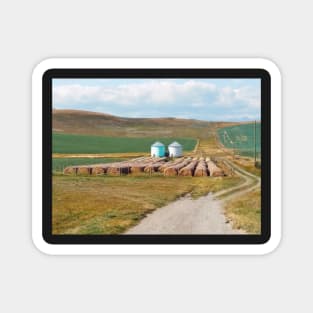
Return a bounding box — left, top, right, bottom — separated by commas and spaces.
254, 120, 257, 165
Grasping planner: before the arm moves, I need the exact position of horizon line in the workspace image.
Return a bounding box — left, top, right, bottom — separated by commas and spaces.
53, 108, 261, 123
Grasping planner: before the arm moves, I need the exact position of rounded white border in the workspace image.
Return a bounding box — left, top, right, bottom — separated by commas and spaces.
32, 58, 281, 255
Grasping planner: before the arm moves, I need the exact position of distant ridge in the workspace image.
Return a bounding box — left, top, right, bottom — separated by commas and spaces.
53, 108, 207, 122
53, 109, 115, 116
52, 109, 239, 138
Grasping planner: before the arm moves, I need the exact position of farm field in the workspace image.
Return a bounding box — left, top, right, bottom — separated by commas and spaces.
52, 175, 244, 234
217, 122, 261, 158
51, 110, 261, 235
53, 157, 128, 173
53, 133, 197, 154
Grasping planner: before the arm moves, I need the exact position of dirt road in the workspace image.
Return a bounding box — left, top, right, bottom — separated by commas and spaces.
125, 159, 260, 234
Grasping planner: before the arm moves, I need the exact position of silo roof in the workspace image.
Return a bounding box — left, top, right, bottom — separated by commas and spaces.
152, 141, 165, 147
169, 141, 182, 147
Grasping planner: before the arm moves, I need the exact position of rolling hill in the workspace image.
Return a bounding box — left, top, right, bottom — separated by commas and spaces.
52, 109, 237, 139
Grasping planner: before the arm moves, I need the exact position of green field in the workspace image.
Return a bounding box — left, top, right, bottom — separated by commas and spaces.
217, 123, 261, 158
53, 158, 128, 172
53, 133, 197, 154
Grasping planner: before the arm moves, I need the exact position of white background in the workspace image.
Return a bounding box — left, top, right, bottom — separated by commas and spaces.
0, 0, 311, 312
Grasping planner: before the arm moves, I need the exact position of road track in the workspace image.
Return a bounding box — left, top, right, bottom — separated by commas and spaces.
125, 159, 260, 234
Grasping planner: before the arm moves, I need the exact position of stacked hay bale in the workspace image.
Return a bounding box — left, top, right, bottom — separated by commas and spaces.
92, 166, 106, 175
91, 163, 114, 175
92, 159, 131, 176
77, 166, 92, 175
131, 157, 156, 173
107, 164, 131, 175
63, 156, 211, 177
178, 158, 198, 176
206, 159, 224, 177
105, 159, 133, 175
159, 158, 183, 173
63, 166, 76, 174
64, 160, 125, 176
194, 158, 208, 177
164, 158, 192, 176
144, 159, 167, 173
130, 164, 146, 173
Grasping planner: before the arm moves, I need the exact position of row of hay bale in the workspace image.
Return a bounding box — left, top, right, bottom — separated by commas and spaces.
178, 158, 198, 176
176, 157, 224, 177
144, 159, 168, 173
160, 157, 224, 177
63, 157, 166, 176
206, 157, 224, 177
158, 157, 185, 173
194, 158, 208, 177
132, 157, 167, 173
164, 158, 192, 176
63, 156, 225, 177
106, 157, 168, 175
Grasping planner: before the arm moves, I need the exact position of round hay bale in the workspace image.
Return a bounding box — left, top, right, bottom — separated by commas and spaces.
77, 167, 90, 175
107, 165, 131, 175
92, 167, 106, 175
164, 167, 178, 176
63, 166, 75, 174
131, 165, 146, 173
207, 161, 224, 177
107, 166, 120, 176
144, 162, 164, 173
164, 159, 192, 176
178, 160, 198, 176
194, 160, 208, 177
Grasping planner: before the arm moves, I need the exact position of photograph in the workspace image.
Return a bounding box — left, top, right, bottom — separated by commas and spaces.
52, 77, 261, 235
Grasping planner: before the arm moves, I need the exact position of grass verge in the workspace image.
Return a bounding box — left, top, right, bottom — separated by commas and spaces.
232, 158, 261, 177
224, 188, 261, 234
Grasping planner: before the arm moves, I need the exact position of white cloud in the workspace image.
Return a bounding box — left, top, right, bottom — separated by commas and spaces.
52, 79, 260, 121
215, 86, 260, 108
234, 86, 261, 108
53, 84, 102, 104
53, 80, 217, 107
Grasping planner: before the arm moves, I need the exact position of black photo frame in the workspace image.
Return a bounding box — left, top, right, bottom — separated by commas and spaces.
42, 68, 271, 245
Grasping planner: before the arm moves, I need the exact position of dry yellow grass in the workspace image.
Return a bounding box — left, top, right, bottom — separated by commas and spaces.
224, 188, 261, 234
231, 157, 261, 177
52, 174, 243, 234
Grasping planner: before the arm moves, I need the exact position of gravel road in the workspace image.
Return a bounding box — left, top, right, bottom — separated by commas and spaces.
125, 159, 260, 235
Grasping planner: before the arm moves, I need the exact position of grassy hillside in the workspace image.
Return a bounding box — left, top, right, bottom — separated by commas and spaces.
53, 109, 237, 139
53, 133, 197, 154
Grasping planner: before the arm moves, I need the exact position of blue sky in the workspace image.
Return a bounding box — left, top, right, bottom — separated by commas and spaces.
52, 78, 261, 122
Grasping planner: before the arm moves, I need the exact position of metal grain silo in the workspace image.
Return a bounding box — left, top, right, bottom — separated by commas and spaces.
168, 141, 183, 157
151, 141, 165, 157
